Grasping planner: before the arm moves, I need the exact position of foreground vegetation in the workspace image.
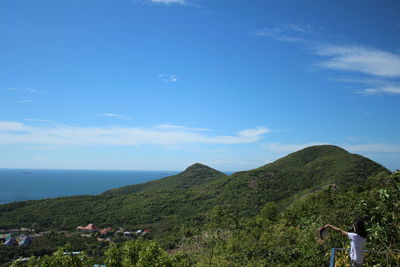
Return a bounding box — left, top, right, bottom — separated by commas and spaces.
7, 171, 400, 266
2, 146, 399, 266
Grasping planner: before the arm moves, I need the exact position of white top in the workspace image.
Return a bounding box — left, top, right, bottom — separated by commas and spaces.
348, 232, 366, 264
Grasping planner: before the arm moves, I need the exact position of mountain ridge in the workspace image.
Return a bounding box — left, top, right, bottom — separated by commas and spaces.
103, 163, 226, 195
0, 145, 389, 244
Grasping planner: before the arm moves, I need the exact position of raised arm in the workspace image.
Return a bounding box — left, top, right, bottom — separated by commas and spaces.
325, 224, 348, 236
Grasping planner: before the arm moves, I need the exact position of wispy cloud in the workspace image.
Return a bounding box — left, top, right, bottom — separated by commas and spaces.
24, 119, 57, 124
150, 0, 186, 4
344, 143, 400, 153
203, 159, 262, 168
96, 113, 132, 121
0, 121, 31, 132
312, 45, 400, 95
252, 28, 302, 43
132, 0, 187, 5
262, 142, 329, 153
155, 124, 211, 132
262, 142, 400, 154
284, 23, 315, 33
314, 45, 400, 78
213, 127, 270, 144
16, 100, 36, 103
334, 77, 400, 95
254, 24, 400, 79
251, 23, 315, 43
0, 121, 269, 146
158, 74, 178, 83
5, 87, 45, 93
356, 85, 400, 95
252, 24, 400, 96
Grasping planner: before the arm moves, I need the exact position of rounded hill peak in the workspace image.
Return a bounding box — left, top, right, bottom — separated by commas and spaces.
184, 163, 214, 172
299, 145, 347, 153
273, 145, 350, 165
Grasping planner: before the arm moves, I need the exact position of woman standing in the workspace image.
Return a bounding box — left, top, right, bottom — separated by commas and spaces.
325, 219, 368, 267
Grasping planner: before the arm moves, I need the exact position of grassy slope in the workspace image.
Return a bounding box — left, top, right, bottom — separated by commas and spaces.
0, 145, 389, 243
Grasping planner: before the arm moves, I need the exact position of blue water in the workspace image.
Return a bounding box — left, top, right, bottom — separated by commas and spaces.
0, 169, 179, 204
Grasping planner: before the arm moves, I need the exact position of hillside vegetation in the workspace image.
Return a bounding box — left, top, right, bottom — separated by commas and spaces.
103, 163, 227, 195
0, 146, 388, 237
2, 145, 398, 266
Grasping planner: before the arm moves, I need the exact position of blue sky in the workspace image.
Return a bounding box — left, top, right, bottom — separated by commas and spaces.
1, 0, 399, 171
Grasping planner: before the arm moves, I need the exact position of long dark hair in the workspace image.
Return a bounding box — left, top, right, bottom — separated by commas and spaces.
353, 219, 367, 238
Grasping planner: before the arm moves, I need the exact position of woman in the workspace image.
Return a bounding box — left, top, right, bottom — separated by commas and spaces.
325, 219, 367, 267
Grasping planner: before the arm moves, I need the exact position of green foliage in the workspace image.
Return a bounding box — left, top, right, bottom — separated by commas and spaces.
0, 146, 387, 240
104, 163, 227, 195
10, 243, 94, 267
1, 146, 397, 266
355, 171, 400, 252
103, 239, 191, 267
177, 171, 400, 266
0, 232, 104, 265
10, 240, 192, 267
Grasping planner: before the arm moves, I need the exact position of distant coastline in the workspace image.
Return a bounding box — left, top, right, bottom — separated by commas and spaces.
0, 169, 179, 204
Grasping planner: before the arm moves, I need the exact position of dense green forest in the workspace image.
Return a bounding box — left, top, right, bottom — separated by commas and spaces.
1, 145, 399, 266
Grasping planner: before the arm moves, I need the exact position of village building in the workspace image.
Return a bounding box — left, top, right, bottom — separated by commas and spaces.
4, 237, 17, 246
0, 233, 11, 243
99, 227, 113, 237
18, 235, 31, 246
76, 224, 97, 232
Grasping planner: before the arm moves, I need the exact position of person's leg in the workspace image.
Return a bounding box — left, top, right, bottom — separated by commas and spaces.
350, 260, 363, 267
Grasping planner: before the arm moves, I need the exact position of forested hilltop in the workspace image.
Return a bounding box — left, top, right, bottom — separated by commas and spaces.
2, 145, 399, 266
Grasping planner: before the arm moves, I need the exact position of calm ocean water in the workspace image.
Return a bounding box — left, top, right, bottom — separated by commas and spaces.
0, 169, 179, 204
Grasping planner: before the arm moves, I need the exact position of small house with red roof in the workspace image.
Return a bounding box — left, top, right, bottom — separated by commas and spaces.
76, 224, 97, 232
100, 227, 113, 236
143, 229, 151, 235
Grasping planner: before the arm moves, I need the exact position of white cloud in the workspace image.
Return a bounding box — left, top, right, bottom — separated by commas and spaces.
357, 85, 400, 95
253, 24, 400, 96
25, 88, 43, 93
150, 0, 186, 4
211, 127, 270, 144
203, 159, 262, 167
284, 23, 315, 33
155, 124, 211, 132
96, 113, 132, 121
16, 100, 35, 103
263, 142, 400, 154
0, 121, 31, 132
252, 23, 315, 43
0, 121, 269, 146
333, 76, 400, 95
132, 0, 186, 5
252, 28, 302, 43
24, 119, 55, 123
345, 143, 400, 153
239, 127, 270, 138
263, 142, 328, 153
5, 87, 44, 93
314, 45, 400, 78
158, 74, 178, 83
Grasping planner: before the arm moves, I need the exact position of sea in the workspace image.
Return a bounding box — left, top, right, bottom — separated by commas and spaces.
0, 169, 179, 204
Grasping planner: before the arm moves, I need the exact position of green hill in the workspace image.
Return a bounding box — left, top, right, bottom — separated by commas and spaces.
103, 163, 226, 195
0, 145, 389, 244
183, 145, 388, 217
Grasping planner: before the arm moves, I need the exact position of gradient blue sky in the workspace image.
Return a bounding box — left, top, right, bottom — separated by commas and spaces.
1, 0, 399, 171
